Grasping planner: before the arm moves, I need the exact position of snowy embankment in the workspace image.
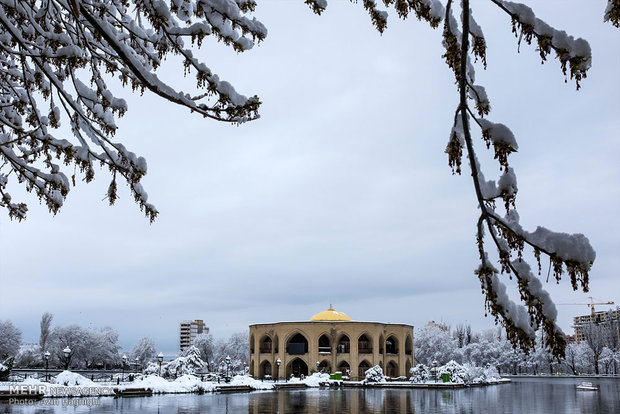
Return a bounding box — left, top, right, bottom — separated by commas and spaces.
0, 366, 508, 398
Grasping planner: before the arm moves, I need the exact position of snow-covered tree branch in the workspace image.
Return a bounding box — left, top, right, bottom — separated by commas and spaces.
0, 0, 265, 221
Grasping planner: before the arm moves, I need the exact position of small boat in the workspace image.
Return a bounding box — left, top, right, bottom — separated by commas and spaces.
576, 381, 598, 391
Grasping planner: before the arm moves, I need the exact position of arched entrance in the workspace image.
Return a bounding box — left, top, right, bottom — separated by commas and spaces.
337, 360, 350, 377
386, 361, 398, 378
286, 358, 308, 378
260, 360, 272, 378
318, 359, 331, 373
358, 360, 371, 380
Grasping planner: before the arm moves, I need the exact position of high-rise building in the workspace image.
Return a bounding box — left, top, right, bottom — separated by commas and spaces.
179, 319, 208, 352
573, 308, 619, 343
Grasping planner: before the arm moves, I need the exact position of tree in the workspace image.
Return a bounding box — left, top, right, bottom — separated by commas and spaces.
193, 332, 216, 372
0, 320, 22, 357
129, 336, 157, 369
39, 312, 53, 354
0, 0, 264, 221
414, 324, 455, 366
48, 324, 120, 368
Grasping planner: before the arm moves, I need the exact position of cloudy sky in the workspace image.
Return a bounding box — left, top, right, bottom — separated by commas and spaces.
1, 0, 618, 354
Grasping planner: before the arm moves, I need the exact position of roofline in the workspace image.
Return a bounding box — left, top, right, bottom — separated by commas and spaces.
249, 321, 414, 328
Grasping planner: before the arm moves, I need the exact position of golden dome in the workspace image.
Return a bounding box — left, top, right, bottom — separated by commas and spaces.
310, 307, 352, 321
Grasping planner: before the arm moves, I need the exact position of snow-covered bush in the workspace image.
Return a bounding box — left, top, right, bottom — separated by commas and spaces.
150, 346, 206, 378
438, 360, 468, 384
51, 371, 96, 387
409, 364, 431, 382
364, 365, 386, 383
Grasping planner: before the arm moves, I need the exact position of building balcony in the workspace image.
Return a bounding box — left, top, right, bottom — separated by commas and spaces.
358, 347, 373, 354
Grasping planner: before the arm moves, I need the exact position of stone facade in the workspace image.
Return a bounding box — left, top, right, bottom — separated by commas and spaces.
249, 309, 414, 380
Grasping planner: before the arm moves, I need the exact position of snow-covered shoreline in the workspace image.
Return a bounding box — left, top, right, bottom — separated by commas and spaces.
0, 371, 509, 398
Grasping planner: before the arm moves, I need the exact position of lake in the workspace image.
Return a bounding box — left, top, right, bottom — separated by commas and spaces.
1, 377, 619, 413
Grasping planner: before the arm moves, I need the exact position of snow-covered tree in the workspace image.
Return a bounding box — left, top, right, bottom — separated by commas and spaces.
562, 341, 593, 375
409, 363, 431, 382
364, 365, 386, 383
161, 345, 205, 378
39, 312, 53, 354
193, 332, 216, 371
414, 324, 456, 366
15, 343, 43, 367
0, 0, 265, 221
129, 336, 157, 369
215, 331, 249, 373
0, 320, 22, 357
48, 324, 120, 368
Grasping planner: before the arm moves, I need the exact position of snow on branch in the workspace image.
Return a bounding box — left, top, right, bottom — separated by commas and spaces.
605, 0, 620, 27
0, 0, 266, 220
441, 0, 596, 358
490, 0, 592, 89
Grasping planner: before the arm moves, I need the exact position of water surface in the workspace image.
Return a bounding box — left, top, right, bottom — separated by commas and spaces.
1, 377, 618, 413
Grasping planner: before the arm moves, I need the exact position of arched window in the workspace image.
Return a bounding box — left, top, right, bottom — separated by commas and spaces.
250, 335, 255, 354
357, 360, 371, 379
337, 360, 350, 376
259, 336, 272, 353
337, 335, 350, 353
287, 333, 308, 355
405, 335, 413, 355
386, 335, 398, 354
318, 334, 331, 353
358, 334, 372, 354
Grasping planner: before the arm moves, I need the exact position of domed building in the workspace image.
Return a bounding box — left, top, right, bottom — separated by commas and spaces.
249, 307, 414, 380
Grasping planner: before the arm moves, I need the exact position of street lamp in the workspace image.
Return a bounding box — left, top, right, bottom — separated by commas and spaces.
157, 353, 164, 377
276, 358, 281, 383
225, 355, 231, 382
121, 354, 127, 382
135, 357, 140, 373
63, 346, 71, 371
44, 351, 50, 381
316, 361, 320, 373
432, 360, 438, 383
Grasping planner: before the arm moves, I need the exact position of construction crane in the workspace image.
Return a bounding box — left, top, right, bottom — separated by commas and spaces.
557, 296, 615, 318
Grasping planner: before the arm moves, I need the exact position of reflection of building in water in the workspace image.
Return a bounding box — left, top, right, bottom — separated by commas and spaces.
247, 388, 414, 414
248, 307, 414, 380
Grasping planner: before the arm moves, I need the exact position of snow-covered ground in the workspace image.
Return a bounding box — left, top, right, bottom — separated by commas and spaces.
0, 366, 504, 398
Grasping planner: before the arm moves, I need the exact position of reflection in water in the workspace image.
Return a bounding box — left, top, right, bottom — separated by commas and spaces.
1, 378, 619, 414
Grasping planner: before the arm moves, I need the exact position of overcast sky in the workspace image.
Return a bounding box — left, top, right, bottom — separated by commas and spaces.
1, 0, 618, 354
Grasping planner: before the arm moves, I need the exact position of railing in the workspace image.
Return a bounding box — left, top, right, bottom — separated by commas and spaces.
259, 346, 272, 353
358, 347, 373, 354
318, 346, 331, 353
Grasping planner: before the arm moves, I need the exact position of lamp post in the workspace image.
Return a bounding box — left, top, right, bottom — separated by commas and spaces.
135, 357, 140, 373
157, 353, 164, 377
63, 346, 71, 371
44, 351, 50, 381
316, 361, 320, 373
276, 358, 281, 383
225, 355, 231, 382
432, 360, 438, 383
121, 354, 127, 382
